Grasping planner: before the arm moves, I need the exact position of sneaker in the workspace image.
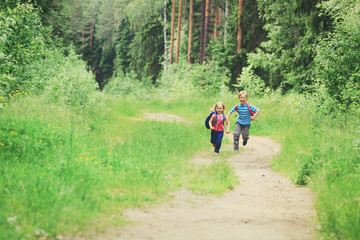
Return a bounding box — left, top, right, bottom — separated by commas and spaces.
214, 152, 219, 155
234, 148, 239, 152
243, 140, 248, 146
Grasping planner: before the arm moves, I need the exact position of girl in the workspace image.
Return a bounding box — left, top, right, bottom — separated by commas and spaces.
209, 102, 230, 155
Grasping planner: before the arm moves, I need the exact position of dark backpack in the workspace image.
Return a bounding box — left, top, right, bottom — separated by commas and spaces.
205, 112, 225, 129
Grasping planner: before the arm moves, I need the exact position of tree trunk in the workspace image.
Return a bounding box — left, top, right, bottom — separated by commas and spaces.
200, 0, 205, 64
148, 48, 152, 78
203, 0, 210, 62
237, 0, 243, 54
214, 3, 219, 39
188, 0, 193, 64
164, 0, 167, 70
90, 22, 94, 51
175, 0, 183, 63
82, 27, 85, 48
224, 0, 229, 45
170, 0, 176, 64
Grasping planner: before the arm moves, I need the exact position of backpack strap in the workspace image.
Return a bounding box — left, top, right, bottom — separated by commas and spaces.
246, 102, 255, 116
212, 112, 225, 126
212, 112, 218, 125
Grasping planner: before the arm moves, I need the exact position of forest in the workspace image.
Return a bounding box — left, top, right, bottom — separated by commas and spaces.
0, 0, 359, 239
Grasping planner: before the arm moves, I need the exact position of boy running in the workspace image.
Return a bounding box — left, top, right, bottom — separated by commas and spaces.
227, 91, 260, 151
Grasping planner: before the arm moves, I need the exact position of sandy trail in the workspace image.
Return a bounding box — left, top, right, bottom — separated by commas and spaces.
100, 133, 316, 240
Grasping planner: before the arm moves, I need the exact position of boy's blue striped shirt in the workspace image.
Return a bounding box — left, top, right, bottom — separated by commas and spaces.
230, 104, 258, 125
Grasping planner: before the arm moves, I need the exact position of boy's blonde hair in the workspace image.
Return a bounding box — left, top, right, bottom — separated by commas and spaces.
211, 102, 226, 113
238, 91, 248, 99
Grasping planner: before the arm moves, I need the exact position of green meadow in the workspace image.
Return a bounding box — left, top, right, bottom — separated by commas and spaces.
1, 92, 359, 239
0, 94, 239, 239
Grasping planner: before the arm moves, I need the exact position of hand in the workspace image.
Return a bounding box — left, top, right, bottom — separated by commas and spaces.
226, 130, 230, 134
251, 116, 255, 121
210, 126, 214, 130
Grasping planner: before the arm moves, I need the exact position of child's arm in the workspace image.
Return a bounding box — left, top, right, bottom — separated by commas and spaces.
225, 116, 230, 134
226, 110, 232, 120
251, 108, 260, 121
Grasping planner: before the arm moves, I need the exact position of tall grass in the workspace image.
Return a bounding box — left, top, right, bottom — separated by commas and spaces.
0, 94, 237, 239
252, 93, 360, 239
2, 91, 359, 239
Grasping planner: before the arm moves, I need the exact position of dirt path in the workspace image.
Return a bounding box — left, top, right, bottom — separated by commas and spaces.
100, 133, 316, 240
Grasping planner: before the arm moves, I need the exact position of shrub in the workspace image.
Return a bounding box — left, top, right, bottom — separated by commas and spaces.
0, 3, 48, 95
103, 70, 153, 100
234, 65, 266, 97
18, 49, 100, 109
314, 0, 360, 111
157, 60, 230, 98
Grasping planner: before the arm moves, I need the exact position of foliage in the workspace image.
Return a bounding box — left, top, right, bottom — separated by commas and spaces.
207, 0, 267, 86
103, 70, 153, 100
128, 12, 164, 83
314, 0, 360, 111
124, 0, 164, 28
21, 49, 100, 108
0, 3, 48, 95
0, 2, 99, 109
234, 65, 266, 97
157, 59, 230, 98
247, 0, 323, 91
113, 18, 134, 75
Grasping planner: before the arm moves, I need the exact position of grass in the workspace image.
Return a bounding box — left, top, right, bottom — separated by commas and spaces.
0, 94, 239, 239
1, 92, 359, 239
253, 93, 360, 240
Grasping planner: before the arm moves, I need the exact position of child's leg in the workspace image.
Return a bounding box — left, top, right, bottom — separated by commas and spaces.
240, 125, 251, 145
233, 122, 241, 150
214, 130, 224, 153
210, 130, 216, 145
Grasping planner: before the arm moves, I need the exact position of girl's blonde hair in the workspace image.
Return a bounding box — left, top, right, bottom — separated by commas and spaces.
211, 102, 226, 113
238, 91, 248, 99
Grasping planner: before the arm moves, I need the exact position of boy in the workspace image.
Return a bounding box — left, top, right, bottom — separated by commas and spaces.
227, 91, 260, 151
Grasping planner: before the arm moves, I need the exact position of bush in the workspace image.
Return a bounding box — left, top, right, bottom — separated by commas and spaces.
235, 65, 266, 97
0, 3, 48, 95
19, 49, 100, 109
103, 70, 153, 100
314, 0, 360, 111
157, 60, 230, 98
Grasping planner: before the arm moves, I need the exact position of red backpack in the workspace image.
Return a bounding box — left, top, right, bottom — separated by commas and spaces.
235, 102, 256, 116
